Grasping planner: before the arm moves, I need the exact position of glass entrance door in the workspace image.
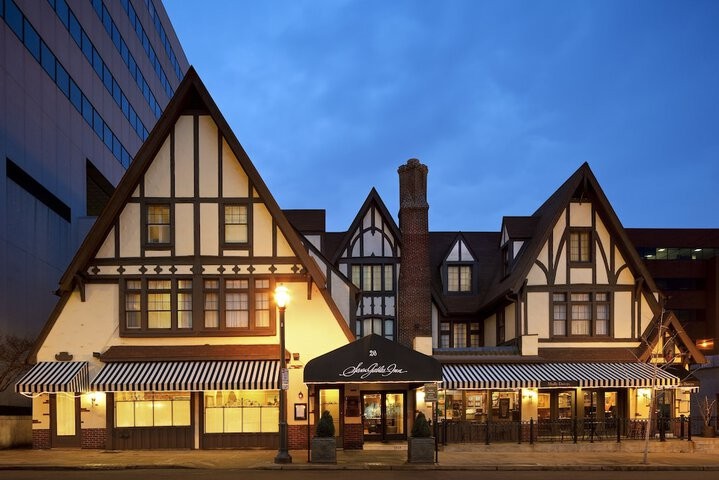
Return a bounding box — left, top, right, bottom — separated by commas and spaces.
51, 393, 81, 447
362, 392, 405, 441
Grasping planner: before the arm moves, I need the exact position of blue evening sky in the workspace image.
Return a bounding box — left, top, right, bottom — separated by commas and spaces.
164, 0, 718, 232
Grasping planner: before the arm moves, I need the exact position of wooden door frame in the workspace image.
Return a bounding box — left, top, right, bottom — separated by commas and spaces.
50, 393, 82, 448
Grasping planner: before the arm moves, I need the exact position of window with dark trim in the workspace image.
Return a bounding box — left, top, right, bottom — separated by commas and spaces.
355, 317, 394, 341
502, 244, 511, 277
569, 230, 592, 263
122, 277, 273, 336
122, 278, 192, 332
552, 292, 610, 337
146, 204, 170, 245
447, 265, 472, 293
203, 277, 274, 334
439, 321, 481, 348
350, 264, 394, 292
223, 204, 248, 244
497, 311, 505, 345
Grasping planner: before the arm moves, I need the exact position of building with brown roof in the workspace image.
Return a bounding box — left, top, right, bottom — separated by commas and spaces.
16, 68, 715, 452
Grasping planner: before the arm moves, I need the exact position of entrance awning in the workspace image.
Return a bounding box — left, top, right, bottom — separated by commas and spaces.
304, 334, 442, 384
15, 361, 90, 394
91, 360, 279, 391
442, 362, 680, 390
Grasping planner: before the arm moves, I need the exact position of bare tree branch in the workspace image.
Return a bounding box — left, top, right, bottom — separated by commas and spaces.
0, 335, 33, 392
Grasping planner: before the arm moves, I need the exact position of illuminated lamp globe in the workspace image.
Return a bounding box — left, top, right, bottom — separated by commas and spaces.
275, 285, 290, 309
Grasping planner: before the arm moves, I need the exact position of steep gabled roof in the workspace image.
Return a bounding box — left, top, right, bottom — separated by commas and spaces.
637, 310, 706, 365
482, 162, 660, 308
501, 216, 539, 242
328, 187, 401, 264
31, 67, 353, 360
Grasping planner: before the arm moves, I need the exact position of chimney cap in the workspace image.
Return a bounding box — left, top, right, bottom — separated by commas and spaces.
398, 158, 428, 173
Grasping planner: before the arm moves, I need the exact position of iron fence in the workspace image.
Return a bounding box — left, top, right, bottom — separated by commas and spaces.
436, 415, 717, 445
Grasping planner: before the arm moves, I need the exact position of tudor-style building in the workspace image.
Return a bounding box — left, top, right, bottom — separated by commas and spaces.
426, 165, 705, 437
17, 67, 709, 451
16, 68, 358, 449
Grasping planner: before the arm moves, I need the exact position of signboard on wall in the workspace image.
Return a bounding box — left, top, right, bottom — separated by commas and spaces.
424, 383, 438, 402
304, 334, 442, 384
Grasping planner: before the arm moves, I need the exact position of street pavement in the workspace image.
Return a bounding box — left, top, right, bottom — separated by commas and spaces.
0, 439, 718, 471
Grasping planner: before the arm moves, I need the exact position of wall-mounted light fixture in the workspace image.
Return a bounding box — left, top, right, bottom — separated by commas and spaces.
298, 391, 304, 400
522, 390, 537, 403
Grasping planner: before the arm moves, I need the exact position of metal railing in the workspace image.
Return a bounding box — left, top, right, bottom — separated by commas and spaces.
437, 415, 717, 445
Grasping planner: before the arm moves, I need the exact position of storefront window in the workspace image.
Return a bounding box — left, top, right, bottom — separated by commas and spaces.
491, 391, 519, 421
465, 392, 488, 421
204, 390, 279, 433
115, 392, 190, 427
537, 393, 551, 421
558, 391, 573, 419
604, 391, 617, 419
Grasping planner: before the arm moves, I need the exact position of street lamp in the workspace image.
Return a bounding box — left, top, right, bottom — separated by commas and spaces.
274, 284, 292, 464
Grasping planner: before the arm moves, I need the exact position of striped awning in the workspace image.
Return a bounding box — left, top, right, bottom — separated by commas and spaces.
91, 361, 279, 392
15, 362, 89, 394
442, 362, 680, 390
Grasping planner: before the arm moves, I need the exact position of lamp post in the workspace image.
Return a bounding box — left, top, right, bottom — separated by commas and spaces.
274, 284, 292, 464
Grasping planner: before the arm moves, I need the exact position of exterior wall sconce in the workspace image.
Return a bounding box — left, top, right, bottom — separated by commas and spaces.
298, 391, 304, 400
522, 390, 537, 403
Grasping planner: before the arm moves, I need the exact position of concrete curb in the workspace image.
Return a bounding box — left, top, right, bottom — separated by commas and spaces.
2, 463, 719, 472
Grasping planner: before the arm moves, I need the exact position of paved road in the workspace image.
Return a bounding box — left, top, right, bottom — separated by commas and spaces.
0, 471, 715, 480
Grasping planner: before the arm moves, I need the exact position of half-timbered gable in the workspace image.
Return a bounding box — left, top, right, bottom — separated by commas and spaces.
329, 189, 401, 340
32, 68, 353, 359
22, 69, 354, 450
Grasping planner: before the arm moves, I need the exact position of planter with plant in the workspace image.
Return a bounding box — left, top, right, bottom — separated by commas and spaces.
698, 396, 716, 438
311, 410, 337, 463
407, 412, 434, 464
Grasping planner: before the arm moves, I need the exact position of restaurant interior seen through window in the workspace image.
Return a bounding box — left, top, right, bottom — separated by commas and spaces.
204, 390, 279, 433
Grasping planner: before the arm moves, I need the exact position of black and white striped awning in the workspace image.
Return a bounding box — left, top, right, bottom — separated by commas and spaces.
91, 361, 279, 392
442, 362, 680, 390
15, 362, 90, 394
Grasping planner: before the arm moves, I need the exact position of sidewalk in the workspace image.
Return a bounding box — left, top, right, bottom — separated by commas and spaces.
1, 440, 719, 471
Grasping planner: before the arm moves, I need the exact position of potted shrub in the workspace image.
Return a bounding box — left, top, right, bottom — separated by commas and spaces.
408, 412, 435, 464
311, 410, 337, 463
698, 396, 716, 438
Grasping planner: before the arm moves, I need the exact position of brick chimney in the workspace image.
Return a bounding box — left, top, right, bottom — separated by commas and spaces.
397, 159, 431, 351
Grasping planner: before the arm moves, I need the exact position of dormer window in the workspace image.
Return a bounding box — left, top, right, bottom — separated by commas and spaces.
447, 265, 472, 292
444, 237, 476, 294
569, 229, 591, 263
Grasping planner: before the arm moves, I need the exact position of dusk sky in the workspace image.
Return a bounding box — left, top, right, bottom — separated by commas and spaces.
164, 0, 718, 233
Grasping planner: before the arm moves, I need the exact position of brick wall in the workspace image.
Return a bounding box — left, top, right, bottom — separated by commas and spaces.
32, 429, 50, 449
343, 423, 363, 450
288, 424, 311, 450
81, 428, 107, 449
397, 158, 432, 346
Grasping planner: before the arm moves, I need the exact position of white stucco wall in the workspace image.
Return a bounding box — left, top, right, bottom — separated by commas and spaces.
527, 292, 549, 338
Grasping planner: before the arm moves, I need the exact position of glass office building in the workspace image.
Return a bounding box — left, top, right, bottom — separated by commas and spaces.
1, 0, 188, 409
